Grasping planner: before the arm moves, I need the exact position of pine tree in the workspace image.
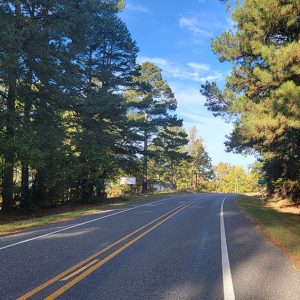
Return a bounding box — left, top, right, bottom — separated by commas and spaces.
0, 0, 139, 212
0, 2, 25, 212
125, 62, 180, 194
70, 1, 138, 203
149, 125, 189, 186
201, 0, 300, 201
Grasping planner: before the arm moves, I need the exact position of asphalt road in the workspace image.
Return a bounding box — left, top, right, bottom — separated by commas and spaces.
0, 193, 300, 300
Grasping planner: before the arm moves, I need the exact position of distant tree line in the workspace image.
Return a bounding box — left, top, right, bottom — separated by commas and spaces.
148, 126, 213, 192
201, 0, 300, 202
209, 162, 259, 194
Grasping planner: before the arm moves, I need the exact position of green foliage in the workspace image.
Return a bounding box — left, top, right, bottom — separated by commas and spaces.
0, 0, 139, 212
124, 62, 182, 193
201, 0, 300, 201
0, 1, 195, 213
175, 127, 213, 191
149, 125, 189, 185
210, 162, 259, 193
106, 183, 132, 198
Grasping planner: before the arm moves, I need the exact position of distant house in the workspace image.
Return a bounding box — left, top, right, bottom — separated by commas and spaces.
119, 177, 137, 185
152, 182, 175, 192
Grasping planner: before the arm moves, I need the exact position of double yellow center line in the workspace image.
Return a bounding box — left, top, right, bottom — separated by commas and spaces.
18, 199, 195, 300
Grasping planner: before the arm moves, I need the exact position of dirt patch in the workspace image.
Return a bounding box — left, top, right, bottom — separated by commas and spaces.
267, 198, 300, 216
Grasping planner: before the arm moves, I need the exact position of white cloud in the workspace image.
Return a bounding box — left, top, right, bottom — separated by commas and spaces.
198, 73, 224, 82
175, 88, 206, 109
226, 17, 236, 30
137, 56, 223, 83
179, 17, 211, 36
179, 14, 235, 42
187, 62, 210, 72
126, 2, 150, 14
137, 57, 168, 68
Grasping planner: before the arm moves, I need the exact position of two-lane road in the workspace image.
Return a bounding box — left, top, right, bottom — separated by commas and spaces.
0, 193, 300, 299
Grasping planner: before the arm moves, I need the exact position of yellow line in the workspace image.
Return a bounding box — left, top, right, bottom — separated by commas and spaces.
60, 259, 99, 282
17, 201, 191, 300
45, 201, 194, 300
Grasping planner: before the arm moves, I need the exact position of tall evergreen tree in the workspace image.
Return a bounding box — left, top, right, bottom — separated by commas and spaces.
125, 62, 180, 194
201, 0, 300, 201
72, 2, 138, 203
0, 1, 23, 212
0, 0, 138, 212
149, 125, 189, 186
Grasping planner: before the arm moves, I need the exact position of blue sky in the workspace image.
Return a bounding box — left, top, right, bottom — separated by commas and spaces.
120, 0, 256, 168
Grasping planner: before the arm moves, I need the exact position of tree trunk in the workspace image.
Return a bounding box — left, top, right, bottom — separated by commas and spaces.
95, 177, 107, 203
2, 68, 17, 214
21, 70, 33, 209
2, 1, 21, 214
21, 164, 30, 209
142, 129, 148, 194
78, 48, 95, 204
170, 160, 174, 185
81, 177, 93, 203
32, 169, 47, 207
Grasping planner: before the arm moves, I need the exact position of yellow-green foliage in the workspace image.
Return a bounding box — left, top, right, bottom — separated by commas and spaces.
106, 183, 132, 198
210, 162, 259, 193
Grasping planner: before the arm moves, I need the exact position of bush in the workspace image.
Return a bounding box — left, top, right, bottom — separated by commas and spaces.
275, 179, 300, 202
106, 183, 132, 198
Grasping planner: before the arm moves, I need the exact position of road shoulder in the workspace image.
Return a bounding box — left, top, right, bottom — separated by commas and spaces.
236, 194, 300, 270
0, 192, 189, 236
225, 196, 300, 300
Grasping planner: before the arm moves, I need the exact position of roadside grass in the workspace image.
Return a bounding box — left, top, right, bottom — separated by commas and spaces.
237, 194, 300, 270
0, 191, 187, 236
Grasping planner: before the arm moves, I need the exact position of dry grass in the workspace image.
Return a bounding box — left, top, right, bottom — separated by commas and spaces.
0, 191, 185, 236
266, 197, 300, 215
237, 195, 300, 270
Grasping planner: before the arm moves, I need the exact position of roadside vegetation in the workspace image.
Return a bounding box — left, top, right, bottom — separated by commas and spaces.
211, 0, 300, 270
0, 1, 213, 215
208, 162, 259, 193
0, 191, 185, 236
1, 0, 299, 241
202, 0, 300, 202
237, 195, 300, 270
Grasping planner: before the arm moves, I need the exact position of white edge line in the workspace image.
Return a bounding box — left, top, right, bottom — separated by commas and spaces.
220, 196, 235, 300
0, 193, 215, 251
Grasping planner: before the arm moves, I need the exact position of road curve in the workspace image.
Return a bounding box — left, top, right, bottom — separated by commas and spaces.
0, 193, 299, 300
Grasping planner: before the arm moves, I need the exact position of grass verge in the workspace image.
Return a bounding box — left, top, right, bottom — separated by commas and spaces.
237, 194, 300, 270
0, 191, 186, 236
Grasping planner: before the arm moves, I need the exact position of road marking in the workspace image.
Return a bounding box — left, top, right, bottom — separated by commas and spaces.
17, 201, 193, 300
60, 259, 99, 281
0, 195, 183, 251
220, 197, 235, 300
44, 200, 195, 300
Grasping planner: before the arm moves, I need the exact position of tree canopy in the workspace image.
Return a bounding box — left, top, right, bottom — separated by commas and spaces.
0, 0, 140, 212
201, 0, 300, 201
124, 62, 181, 193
